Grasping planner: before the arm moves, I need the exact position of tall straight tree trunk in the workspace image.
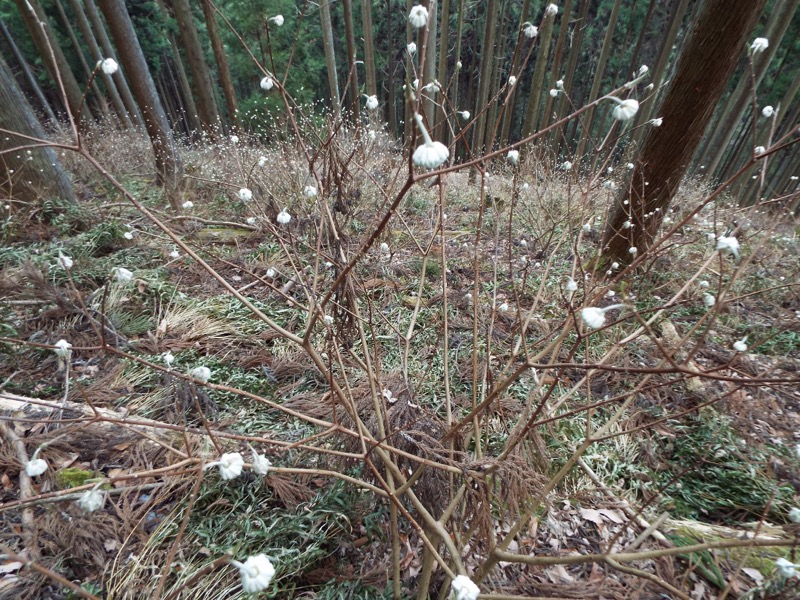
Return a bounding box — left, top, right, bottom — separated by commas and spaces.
53, 0, 108, 118
155, 0, 202, 136
574, 0, 621, 164
84, 0, 144, 128
0, 17, 58, 123
539, 0, 573, 137
520, 6, 556, 138
201, 0, 237, 131
342, 0, 361, 122
433, 0, 451, 138
68, 0, 131, 127
550, 0, 591, 157
483, 0, 509, 150
470, 0, 498, 154
421, 0, 438, 125
320, 0, 341, 117
98, 0, 184, 209
601, 0, 769, 266
629, 0, 690, 153
385, 0, 397, 136
171, 0, 220, 134
624, 0, 658, 83
404, 0, 414, 144
361, 0, 378, 100
13, 0, 92, 123
0, 55, 76, 204
449, 0, 466, 150
499, 0, 530, 144
701, 0, 798, 181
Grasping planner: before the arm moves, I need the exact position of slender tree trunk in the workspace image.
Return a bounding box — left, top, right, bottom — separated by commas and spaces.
171, 0, 220, 134
521, 6, 556, 138
98, 0, 184, 209
574, 0, 621, 164
450, 0, 466, 122
483, 0, 509, 150
53, 0, 109, 118
629, 0, 690, 153
68, 0, 131, 127
385, 0, 397, 136
625, 0, 658, 82
539, 0, 573, 136
84, 0, 145, 128
601, 0, 769, 266
702, 0, 798, 181
499, 0, 530, 144
13, 0, 93, 123
342, 0, 361, 122
471, 0, 498, 154
0, 55, 76, 204
320, 0, 341, 117
550, 0, 591, 157
421, 0, 438, 125
0, 17, 58, 124
433, 0, 451, 139
361, 0, 378, 99
404, 0, 414, 144
201, 0, 238, 131
155, 0, 202, 137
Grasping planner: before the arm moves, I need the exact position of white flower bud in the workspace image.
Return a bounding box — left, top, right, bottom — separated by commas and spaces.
25, 458, 48, 477
750, 37, 768, 53
100, 58, 118, 75
54, 339, 72, 358
215, 452, 244, 480
408, 5, 429, 28
232, 554, 275, 593
58, 251, 73, 269
113, 267, 133, 283
238, 188, 253, 202
277, 209, 291, 225
191, 366, 211, 383
251, 450, 271, 475
451, 575, 480, 600
612, 98, 639, 121
77, 488, 105, 513
716, 235, 740, 259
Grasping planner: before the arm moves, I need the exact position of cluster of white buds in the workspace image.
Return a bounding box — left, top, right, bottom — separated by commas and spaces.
408, 5, 428, 28
364, 95, 379, 110
99, 58, 118, 75
580, 304, 626, 329
522, 22, 538, 38
232, 554, 275, 593
277, 209, 292, 225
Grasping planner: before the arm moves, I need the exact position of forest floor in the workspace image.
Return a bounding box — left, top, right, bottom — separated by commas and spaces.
1, 127, 799, 599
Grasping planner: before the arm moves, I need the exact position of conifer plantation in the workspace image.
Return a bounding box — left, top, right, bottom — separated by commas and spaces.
0, 2, 798, 598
